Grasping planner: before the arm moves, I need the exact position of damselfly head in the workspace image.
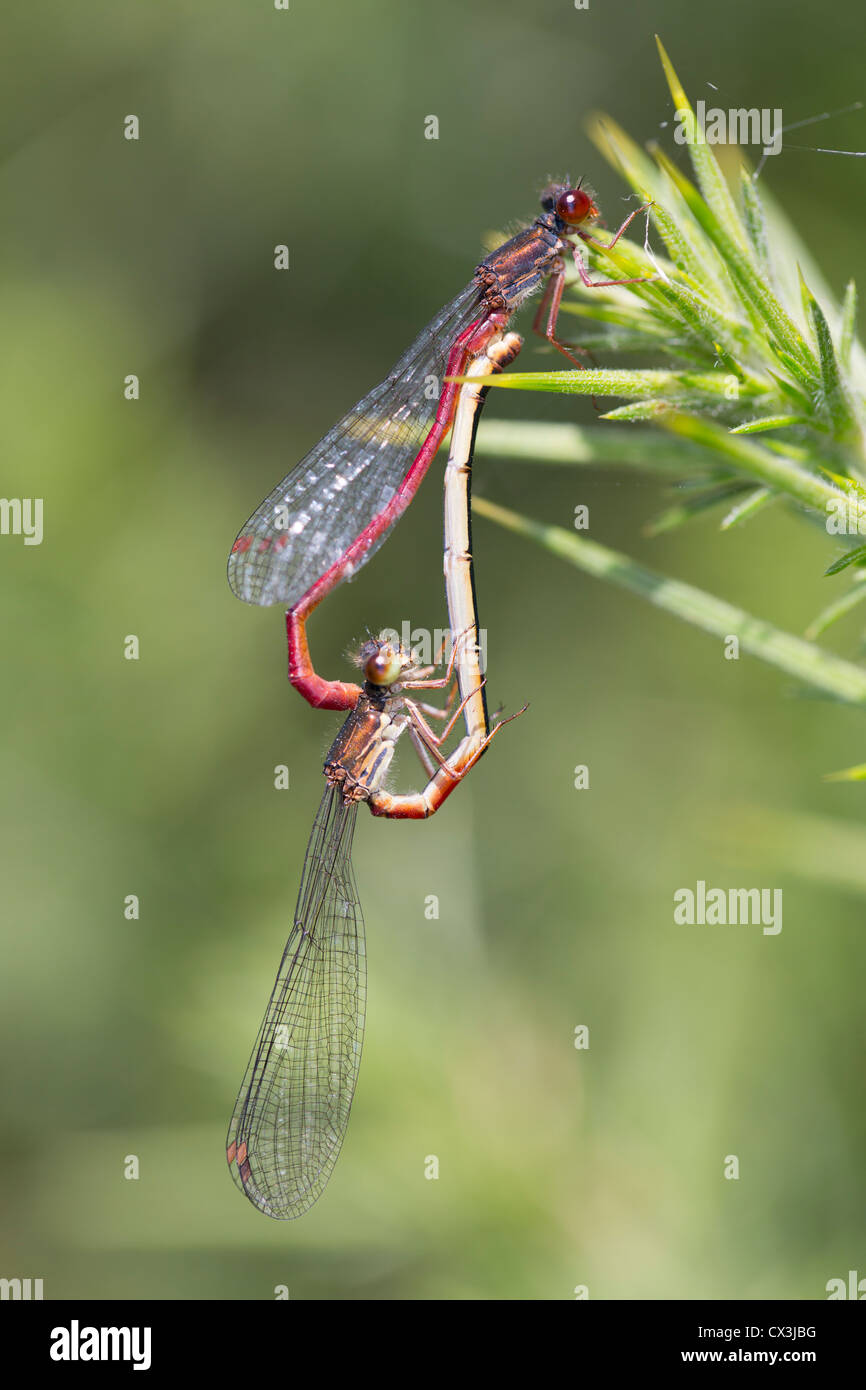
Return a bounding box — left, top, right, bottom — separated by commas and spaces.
540, 181, 599, 229
357, 636, 407, 687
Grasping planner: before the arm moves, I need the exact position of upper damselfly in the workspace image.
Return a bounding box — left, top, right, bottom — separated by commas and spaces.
226, 182, 654, 709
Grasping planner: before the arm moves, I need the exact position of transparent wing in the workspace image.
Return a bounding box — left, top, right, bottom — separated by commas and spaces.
226, 787, 366, 1219
227, 282, 483, 607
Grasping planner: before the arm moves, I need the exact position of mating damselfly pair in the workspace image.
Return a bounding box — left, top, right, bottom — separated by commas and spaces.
225, 182, 655, 1217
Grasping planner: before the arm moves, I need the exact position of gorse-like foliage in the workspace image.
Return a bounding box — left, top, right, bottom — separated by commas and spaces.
473, 37, 866, 774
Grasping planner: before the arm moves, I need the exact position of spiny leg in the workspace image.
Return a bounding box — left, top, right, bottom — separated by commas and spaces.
400, 624, 476, 692
573, 202, 659, 290
368, 701, 528, 820
408, 723, 439, 781
532, 258, 595, 371
413, 683, 458, 722
402, 680, 490, 769
572, 244, 659, 290
580, 201, 653, 252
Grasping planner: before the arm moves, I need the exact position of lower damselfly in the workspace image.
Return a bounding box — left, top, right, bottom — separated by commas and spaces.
226, 628, 519, 1218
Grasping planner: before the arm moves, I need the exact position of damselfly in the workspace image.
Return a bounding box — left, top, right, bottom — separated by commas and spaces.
227, 182, 654, 708
226, 630, 520, 1218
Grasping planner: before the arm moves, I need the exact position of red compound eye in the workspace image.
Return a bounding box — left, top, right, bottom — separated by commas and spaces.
555, 188, 594, 226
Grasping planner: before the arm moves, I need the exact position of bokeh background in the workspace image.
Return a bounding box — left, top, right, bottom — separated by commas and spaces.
2, 0, 864, 1300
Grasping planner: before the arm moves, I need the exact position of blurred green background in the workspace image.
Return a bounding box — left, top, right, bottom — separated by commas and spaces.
2, 1, 864, 1300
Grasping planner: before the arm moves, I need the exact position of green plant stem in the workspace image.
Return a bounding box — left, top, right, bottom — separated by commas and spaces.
466, 419, 712, 472
474, 495, 866, 705
661, 414, 865, 519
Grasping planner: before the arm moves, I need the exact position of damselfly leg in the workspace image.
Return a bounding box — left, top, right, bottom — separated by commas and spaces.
532, 200, 657, 368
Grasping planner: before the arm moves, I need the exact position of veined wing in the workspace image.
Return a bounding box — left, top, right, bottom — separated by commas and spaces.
226, 787, 366, 1219
227, 281, 483, 607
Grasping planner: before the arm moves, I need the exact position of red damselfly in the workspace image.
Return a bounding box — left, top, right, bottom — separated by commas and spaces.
227, 182, 654, 709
